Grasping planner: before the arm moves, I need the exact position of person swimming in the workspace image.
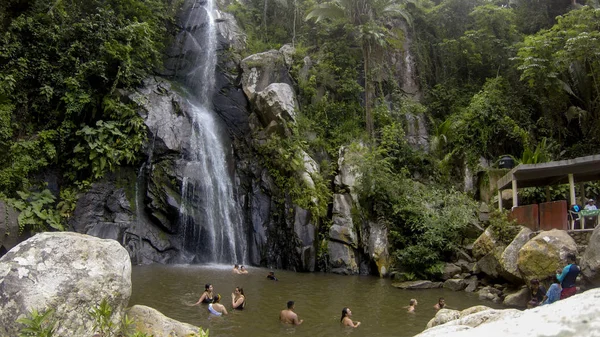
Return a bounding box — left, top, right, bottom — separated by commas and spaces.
231, 286, 246, 310
208, 294, 228, 316
240, 265, 249, 274
434, 297, 446, 310
233, 265, 242, 274
407, 299, 418, 313
340, 307, 360, 328
267, 271, 278, 281
191, 283, 213, 306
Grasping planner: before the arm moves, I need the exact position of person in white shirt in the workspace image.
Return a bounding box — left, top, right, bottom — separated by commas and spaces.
585, 199, 598, 210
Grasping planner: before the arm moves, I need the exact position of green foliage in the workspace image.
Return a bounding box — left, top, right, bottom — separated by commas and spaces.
9, 189, 64, 233
0, 0, 175, 197
17, 309, 56, 337
352, 135, 477, 278
257, 129, 332, 218
487, 210, 520, 245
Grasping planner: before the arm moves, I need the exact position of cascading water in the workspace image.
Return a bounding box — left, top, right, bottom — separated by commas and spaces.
175, 0, 246, 264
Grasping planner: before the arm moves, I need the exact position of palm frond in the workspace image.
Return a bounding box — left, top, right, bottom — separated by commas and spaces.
305, 3, 346, 22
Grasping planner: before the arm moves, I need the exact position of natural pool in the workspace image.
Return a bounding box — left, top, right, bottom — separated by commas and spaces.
130, 265, 503, 337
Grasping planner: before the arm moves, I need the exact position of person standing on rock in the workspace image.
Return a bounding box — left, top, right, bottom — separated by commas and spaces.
557, 253, 580, 299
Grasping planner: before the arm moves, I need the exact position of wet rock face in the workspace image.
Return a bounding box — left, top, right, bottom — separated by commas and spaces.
0, 232, 131, 337
0, 201, 27, 258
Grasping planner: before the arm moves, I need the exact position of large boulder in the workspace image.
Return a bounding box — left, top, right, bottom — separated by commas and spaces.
240, 50, 294, 102
254, 83, 298, 132
391, 280, 443, 289
415, 288, 600, 337
581, 224, 600, 286
472, 228, 501, 260
502, 287, 530, 308
330, 194, 357, 247
475, 246, 504, 279
364, 220, 390, 277
426, 309, 460, 328
444, 279, 467, 291
328, 241, 358, 274
517, 229, 577, 281
128, 305, 206, 337
0, 232, 131, 336
0, 201, 27, 257
499, 226, 532, 283
442, 263, 462, 280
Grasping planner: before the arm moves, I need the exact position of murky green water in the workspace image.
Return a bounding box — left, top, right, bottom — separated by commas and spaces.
130, 265, 503, 337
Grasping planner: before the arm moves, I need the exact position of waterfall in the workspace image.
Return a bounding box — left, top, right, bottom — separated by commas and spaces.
175, 0, 246, 264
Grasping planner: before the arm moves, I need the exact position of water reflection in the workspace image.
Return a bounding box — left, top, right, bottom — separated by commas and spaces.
130, 265, 504, 337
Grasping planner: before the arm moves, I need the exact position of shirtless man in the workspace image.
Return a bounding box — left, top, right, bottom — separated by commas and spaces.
434, 297, 446, 310
407, 299, 418, 313
280, 301, 303, 325
232, 264, 242, 274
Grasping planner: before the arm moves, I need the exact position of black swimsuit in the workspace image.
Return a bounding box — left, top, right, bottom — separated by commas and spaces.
202, 293, 214, 304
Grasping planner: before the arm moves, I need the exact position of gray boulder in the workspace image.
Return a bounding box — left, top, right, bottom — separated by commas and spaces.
0, 232, 131, 337
240, 50, 294, 102
328, 241, 358, 274
442, 263, 462, 280
517, 229, 578, 281
128, 305, 205, 337
502, 287, 530, 308
293, 206, 317, 272
392, 280, 443, 289
581, 224, 600, 286
415, 288, 600, 337
499, 226, 532, 283
254, 83, 298, 134
443, 279, 467, 291
364, 220, 390, 277
426, 309, 460, 328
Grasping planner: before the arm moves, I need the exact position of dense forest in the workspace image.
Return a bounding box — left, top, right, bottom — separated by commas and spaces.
2, 0, 600, 277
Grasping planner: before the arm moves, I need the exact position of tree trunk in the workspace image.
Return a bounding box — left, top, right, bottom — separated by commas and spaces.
363, 45, 373, 139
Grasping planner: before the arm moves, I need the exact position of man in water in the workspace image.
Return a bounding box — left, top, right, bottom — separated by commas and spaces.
557, 253, 580, 299
232, 265, 242, 274
267, 271, 278, 281
280, 300, 303, 325
433, 297, 446, 310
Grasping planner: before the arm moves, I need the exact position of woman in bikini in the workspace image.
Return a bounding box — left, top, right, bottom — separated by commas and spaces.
208, 294, 228, 316
231, 287, 246, 310
191, 283, 214, 306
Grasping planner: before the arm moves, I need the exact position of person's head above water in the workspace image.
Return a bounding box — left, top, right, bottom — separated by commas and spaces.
204, 284, 212, 292
409, 299, 417, 306
340, 307, 351, 322
287, 300, 295, 309
234, 264, 239, 268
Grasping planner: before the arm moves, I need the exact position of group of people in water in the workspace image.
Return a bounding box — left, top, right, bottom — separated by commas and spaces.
528, 253, 580, 308
190, 255, 580, 326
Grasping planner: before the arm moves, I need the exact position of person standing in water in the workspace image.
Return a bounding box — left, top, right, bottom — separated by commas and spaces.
208, 294, 228, 316
340, 307, 361, 328
280, 301, 303, 325
407, 299, 418, 313
231, 287, 246, 310
434, 298, 446, 310
240, 265, 249, 274
232, 265, 242, 274
267, 271, 278, 281
191, 283, 214, 305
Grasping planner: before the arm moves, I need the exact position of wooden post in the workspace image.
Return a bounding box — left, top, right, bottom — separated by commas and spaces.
569, 174, 576, 206
512, 177, 518, 207
498, 190, 503, 211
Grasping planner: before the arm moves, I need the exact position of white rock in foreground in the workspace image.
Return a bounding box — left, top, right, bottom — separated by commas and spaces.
415, 288, 600, 337
0, 232, 131, 336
